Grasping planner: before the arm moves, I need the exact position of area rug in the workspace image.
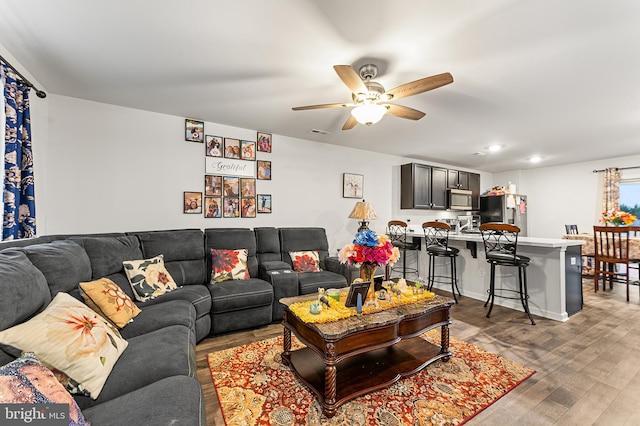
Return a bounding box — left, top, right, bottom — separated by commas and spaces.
207, 330, 535, 425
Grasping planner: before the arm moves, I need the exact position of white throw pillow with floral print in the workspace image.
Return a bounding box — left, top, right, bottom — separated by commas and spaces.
122, 254, 178, 302
0, 292, 128, 399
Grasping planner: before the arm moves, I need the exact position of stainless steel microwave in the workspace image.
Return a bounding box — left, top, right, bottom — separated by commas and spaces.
447, 189, 473, 210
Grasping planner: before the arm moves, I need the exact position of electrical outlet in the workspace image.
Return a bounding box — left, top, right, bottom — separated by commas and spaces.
570, 257, 576, 265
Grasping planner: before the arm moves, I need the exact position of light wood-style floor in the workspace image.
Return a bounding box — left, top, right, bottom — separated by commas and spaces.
195, 279, 640, 425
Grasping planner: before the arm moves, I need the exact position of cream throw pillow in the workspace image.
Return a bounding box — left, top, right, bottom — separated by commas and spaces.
122, 254, 178, 302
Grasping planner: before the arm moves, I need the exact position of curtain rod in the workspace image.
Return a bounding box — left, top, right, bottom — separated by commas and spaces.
0, 54, 47, 98
593, 166, 640, 173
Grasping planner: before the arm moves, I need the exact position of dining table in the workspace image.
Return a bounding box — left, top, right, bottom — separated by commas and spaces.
562, 232, 640, 275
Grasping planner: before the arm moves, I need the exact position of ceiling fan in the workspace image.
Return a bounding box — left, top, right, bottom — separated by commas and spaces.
292, 64, 453, 130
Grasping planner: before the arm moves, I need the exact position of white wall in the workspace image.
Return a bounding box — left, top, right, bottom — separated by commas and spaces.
44, 95, 489, 251
494, 154, 640, 238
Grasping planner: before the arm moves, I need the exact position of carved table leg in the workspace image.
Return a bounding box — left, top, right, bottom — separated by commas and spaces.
281, 324, 292, 366
441, 323, 451, 362
323, 342, 337, 418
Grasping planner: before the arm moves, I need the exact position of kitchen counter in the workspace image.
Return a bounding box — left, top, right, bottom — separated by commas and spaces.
407, 228, 584, 322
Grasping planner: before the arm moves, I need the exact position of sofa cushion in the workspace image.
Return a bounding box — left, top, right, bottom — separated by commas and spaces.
208, 278, 273, 313
72, 236, 143, 279
0, 293, 128, 399
117, 299, 196, 340
129, 229, 207, 286
0, 352, 89, 426
20, 240, 92, 298
0, 250, 50, 331
79, 278, 142, 328
279, 227, 331, 269
210, 248, 249, 283
298, 270, 347, 295
205, 228, 258, 278
254, 226, 282, 263
289, 250, 320, 272
123, 255, 178, 302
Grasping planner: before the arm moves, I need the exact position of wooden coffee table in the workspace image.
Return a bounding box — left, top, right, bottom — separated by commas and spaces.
280, 290, 454, 417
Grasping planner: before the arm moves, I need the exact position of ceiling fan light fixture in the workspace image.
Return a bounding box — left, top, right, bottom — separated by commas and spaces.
351, 104, 387, 126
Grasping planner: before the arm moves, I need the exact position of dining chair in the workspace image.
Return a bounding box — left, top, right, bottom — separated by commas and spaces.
479, 222, 535, 325
593, 226, 637, 301
565, 224, 579, 234
422, 221, 461, 303
387, 220, 420, 279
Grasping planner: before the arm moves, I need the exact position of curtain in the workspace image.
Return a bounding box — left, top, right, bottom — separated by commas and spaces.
2, 63, 36, 240
602, 167, 620, 213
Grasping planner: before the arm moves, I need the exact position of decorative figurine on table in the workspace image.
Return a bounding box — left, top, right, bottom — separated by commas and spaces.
396, 278, 408, 292
309, 301, 323, 315
317, 287, 330, 308
389, 282, 402, 298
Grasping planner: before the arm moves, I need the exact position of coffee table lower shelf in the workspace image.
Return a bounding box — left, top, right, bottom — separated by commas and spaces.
285, 336, 449, 415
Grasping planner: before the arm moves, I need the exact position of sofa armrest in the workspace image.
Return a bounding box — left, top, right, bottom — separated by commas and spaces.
262, 269, 299, 322
324, 256, 360, 284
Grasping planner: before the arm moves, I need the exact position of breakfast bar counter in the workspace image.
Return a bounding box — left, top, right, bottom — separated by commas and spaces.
409, 230, 584, 322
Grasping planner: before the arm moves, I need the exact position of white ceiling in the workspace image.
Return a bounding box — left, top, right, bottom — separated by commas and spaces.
1, 0, 639, 173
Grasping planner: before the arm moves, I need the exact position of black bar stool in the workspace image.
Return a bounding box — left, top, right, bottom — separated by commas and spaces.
387, 220, 420, 279
479, 222, 535, 325
423, 221, 461, 303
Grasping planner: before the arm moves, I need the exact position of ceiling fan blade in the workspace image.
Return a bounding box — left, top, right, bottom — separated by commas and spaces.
386, 104, 426, 120
334, 65, 368, 94
385, 72, 453, 100
342, 115, 358, 130
292, 102, 350, 111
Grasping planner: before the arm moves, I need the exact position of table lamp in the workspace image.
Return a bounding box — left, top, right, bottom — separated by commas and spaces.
348, 200, 377, 231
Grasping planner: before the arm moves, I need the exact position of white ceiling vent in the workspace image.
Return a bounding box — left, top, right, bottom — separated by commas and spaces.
310, 129, 330, 135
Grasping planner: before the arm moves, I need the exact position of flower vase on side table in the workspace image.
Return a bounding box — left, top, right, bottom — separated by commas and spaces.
360, 262, 377, 303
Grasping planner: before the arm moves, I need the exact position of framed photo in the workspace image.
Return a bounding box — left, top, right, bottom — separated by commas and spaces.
257, 160, 271, 180
223, 176, 239, 197
224, 138, 241, 159
183, 191, 202, 214
343, 173, 364, 198
241, 140, 256, 161
345, 282, 371, 307
223, 197, 239, 218
185, 119, 204, 143
240, 177, 255, 197
257, 132, 272, 153
257, 194, 272, 213
241, 197, 257, 218
205, 175, 222, 196
204, 196, 222, 218
205, 135, 223, 157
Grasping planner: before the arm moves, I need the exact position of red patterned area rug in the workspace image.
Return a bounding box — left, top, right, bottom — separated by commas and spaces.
207, 329, 535, 425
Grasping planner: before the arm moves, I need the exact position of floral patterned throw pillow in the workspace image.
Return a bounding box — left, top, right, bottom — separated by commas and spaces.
0, 292, 128, 399
80, 277, 142, 328
290, 250, 321, 272
0, 352, 90, 426
123, 254, 178, 302
210, 249, 250, 283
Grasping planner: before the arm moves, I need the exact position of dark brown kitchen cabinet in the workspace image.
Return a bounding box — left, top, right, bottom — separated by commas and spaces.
401, 163, 447, 210
469, 172, 480, 210
447, 169, 470, 190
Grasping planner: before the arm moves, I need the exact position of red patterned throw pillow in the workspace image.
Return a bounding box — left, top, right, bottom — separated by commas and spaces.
289, 250, 320, 272
210, 249, 250, 283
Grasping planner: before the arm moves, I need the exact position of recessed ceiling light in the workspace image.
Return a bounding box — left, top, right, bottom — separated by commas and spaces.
528, 155, 542, 163
488, 144, 503, 152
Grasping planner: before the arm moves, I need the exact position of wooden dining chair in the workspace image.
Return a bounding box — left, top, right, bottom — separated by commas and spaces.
593, 226, 634, 301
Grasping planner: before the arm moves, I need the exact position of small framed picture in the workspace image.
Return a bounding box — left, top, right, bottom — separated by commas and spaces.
257, 132, 272, 153
257, 160, 271, 180
185, 119, 204, 143
240, 177, 256, 197
224, 138, 241, 159
257, 194, 272, 213
204, 196, 222, 218
223, 197, 240, 218
205, 135, 223, 157
345, 282, 371, 307
343, 173, 364, 198
205, 175, 222, 196
183, 192, 202, 214
241, 197, 257, 218
241, 140, 256, 161
223, 176, 239, 197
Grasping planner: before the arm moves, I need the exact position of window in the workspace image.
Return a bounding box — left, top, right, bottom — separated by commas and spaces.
620, 170, 640, 226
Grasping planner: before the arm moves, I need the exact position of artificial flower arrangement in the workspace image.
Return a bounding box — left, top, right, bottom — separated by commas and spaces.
338, 229, 401, 268
600, 209, 637, 226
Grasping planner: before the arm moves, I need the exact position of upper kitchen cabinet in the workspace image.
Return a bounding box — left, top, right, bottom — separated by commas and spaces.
469, 172, 481, 210
401, 163, 447, 210
447, 170, 470, 190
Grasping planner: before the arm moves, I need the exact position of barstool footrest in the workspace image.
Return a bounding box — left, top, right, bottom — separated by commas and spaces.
487, 288, 530, 301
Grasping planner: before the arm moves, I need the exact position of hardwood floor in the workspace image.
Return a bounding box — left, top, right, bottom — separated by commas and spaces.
195, 280, 640, 425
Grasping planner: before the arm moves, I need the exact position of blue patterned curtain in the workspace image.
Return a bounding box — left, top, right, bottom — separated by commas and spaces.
2, 63, 36, 240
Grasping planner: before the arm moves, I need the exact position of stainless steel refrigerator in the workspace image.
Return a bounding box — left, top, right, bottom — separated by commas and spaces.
479, 194, 528, 236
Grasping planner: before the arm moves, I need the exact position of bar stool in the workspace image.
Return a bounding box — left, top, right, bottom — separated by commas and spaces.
423, 221, 461, 303
479, 223, 535, 325
387, 220, 420, 279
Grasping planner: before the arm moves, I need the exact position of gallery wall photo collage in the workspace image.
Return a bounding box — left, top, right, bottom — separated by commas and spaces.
184, 119, 272, 218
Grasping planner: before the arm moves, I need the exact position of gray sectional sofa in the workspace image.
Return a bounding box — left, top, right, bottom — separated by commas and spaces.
0, 226, 350, 425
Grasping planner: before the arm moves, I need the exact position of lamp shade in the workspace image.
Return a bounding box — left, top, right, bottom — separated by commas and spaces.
351, 104, 387, 126
348, 200, 377, 221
